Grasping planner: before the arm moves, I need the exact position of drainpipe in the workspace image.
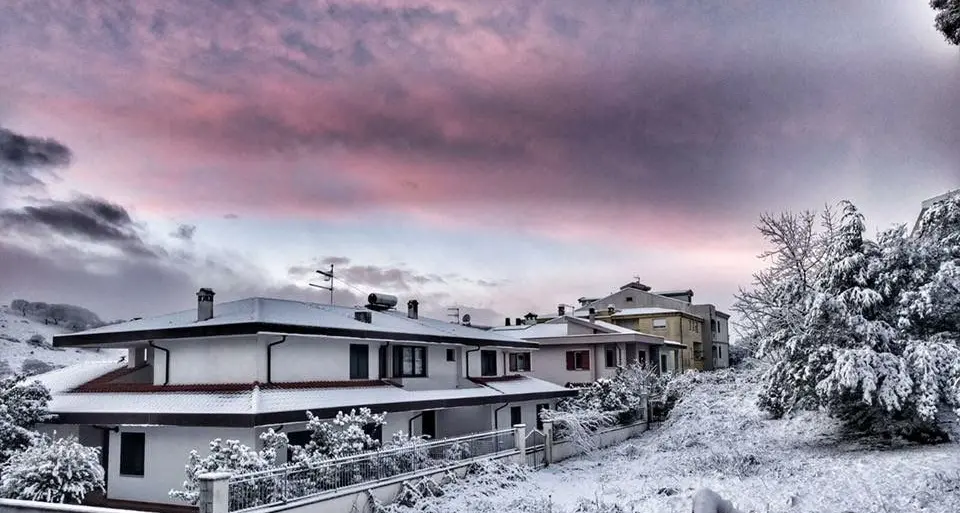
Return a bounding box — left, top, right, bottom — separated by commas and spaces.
465, 345, 481, 378
147, 341, 170, 385
493, 403, 510, 429
408, 412, 424, 436
266, 336, 288, 384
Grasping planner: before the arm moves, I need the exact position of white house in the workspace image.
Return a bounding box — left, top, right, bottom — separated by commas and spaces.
35, 290, 575, 510
491, 315, 685, 386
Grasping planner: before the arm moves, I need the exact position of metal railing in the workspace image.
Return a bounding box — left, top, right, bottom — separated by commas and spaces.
228, 429, 517, 512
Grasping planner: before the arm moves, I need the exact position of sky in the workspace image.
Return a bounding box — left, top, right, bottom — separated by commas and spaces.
0, 0, 958, 331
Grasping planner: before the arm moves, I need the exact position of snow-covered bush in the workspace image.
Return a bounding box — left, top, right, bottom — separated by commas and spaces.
169, 429, 287, 505
0, 433, 104, 504
289, 408, 387, 464
735, 198, 960, 441
0, 374, 53, 464
26, 334, 46, 347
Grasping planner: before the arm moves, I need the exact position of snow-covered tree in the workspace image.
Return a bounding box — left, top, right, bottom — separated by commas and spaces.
0, 374, 54, 464
289, 408, 386, 464
169, 429, 287, 505
740, 198, 960, 441
0, 433, 104, 504
930, 0, 960, 46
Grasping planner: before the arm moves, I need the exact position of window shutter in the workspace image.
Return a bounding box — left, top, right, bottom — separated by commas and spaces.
509, 354, 517, 372
582, 351, 590, 370
565, 351, 575, 370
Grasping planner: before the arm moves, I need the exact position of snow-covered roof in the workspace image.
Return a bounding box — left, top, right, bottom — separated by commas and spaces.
491, 316, 665, 346
588, 319, 637, 334
493, 323, 572, 339
608, 307, 697, 318
28, 362, 575, 425
53, 297, 536, 349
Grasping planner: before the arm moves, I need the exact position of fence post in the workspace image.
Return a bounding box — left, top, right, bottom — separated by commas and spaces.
198, 472, 232, 513
543, 421, 554, 466
513, 423, 526, 466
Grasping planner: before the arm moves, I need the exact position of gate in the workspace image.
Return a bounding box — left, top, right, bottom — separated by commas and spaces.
524, 428, 547, 470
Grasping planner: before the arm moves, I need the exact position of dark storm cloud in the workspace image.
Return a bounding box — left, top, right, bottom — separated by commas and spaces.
0, 127, 72, 187
287, 256, 445, 290
0, 196, 158, 257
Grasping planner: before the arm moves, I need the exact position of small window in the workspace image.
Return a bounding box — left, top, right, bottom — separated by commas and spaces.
653, 318, 667, 329
509, 352, 531, 372
510, 406, 522, 427
718, 346, 723, 358
536, 403, 548, 430
625, 296, 633, 302
446, 348, 456, 362
565, 350, 590, 371
480, 350, 497, 376
119, 432, 145, 476
349, 344, 369, 379
393, 345, 427, 377
604, 345, 617, 368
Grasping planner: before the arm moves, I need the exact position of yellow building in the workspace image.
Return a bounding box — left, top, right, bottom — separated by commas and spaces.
593, 307, 706, 370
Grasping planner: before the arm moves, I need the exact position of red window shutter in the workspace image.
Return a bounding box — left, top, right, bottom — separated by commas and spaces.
582, 351, 590, 370
566, 352, 575, 370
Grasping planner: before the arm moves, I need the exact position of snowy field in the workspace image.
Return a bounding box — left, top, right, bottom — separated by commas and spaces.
0, 306, 123, 375
390, 365, 960, 513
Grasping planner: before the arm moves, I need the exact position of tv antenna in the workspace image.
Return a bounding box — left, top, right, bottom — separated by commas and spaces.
309, 264, 335, 304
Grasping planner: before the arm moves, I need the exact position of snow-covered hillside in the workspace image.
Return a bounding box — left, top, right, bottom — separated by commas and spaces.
0, 305, 123, 376
388, 364, 960, 513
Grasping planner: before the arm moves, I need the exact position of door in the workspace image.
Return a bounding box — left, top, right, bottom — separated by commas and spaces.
422, 410, 437, 439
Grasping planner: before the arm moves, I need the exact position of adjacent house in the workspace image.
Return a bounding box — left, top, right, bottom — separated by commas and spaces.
912, 188, 960, 235
35, 290, 575, 509
574, 280, 730, 370
491, 315, 684, 386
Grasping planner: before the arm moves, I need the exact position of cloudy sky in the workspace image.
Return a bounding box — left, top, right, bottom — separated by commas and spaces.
0, 1, 958, 329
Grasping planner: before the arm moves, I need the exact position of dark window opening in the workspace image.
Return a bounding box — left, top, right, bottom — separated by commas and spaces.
363, 422, 383, 448
286, 430, 312, 461
510, 406, 522, 427
565, 350, 590, 371
378, 345, 387, 379
509, 352, 531, 372
119, 432, 145, 477
660, 354, 668, 372
536, 403, 548, 430
393, 345, 427, 377
421, 410, 437, 439
349, 344, 369, 379
625, 296, 633, 302
480, 350, 497, 376
446, 348, 456, 362
604, 346, 617, 368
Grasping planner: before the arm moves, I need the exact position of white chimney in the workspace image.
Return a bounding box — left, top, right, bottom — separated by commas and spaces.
197, 288, 215, 321
407, 299, 419, 319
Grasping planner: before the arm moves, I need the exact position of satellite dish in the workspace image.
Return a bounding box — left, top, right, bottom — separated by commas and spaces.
462, 314, 472, 324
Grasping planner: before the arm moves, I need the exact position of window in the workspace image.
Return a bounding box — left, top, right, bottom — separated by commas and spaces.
509, 352, 531, 372
604, 345, 617, 368
718, 346, 723, 358
349, 344, 369, 379
625, 296, 633, 302
480, 350, 497, 376
286, 430, 312, 460
446, 348, 456, 362
393, 345, 427, 377
421, 410, 437, 439
119, 432, 145, 476
660, 354, 668, 373
653, 318, 667, 329
536, 403, 548, 430
510, 406, 522, 427
565, 350, 590, 371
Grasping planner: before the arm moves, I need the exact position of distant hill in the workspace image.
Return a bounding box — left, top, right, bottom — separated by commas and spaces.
8, 298, 107, 332
0, 303, 124, 377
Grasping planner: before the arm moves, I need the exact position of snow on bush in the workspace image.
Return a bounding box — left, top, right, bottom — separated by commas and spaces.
169, 429, 287, 505
734, 198, 960, 441
289, 408, 387, 464
0, 373, 53, 464
0, 433, 104, 504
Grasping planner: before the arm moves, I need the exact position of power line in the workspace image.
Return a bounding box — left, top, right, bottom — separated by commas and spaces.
308, 264, 334, 305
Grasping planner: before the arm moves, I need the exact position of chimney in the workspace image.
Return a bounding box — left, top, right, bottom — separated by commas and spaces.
197, 288, 215, 321
588, 307, 596, 323
407, 299, 419, 319
515, 317, 522, 326
607, 304, 616, 315
558, 304, 566, 317
505, 317, 511, 326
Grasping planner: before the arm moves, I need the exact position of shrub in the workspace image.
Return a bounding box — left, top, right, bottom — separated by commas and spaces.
0, 434, 104, 503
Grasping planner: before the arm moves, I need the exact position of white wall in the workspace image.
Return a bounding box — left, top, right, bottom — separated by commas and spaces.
107, 426, 255, 505
528, 345, 594, 385
491, 400, 556, 432
270, 336, 378, 383
437, 405, 492, 438
152, 336, 262, 385
393, 343, 461, 390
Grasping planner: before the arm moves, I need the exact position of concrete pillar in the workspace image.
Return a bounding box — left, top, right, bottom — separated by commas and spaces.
513, 423, 526, 466
198, 472, 232, 513
127, 348, 145, 368
543, 421, 554, 466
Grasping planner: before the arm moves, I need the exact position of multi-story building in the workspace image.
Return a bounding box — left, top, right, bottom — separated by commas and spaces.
573, 280, 730, 370
491, 315, 684, 387
35, 289, 575, 509
912, 188, 960, 235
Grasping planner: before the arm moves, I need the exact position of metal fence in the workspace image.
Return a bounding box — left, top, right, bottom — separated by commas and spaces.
228, 429, 517, 512
524, 429, 546, 470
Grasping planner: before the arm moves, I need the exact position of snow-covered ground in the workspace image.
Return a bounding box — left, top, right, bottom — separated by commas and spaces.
0, 305, 123, 375
389, 364, 960, 513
